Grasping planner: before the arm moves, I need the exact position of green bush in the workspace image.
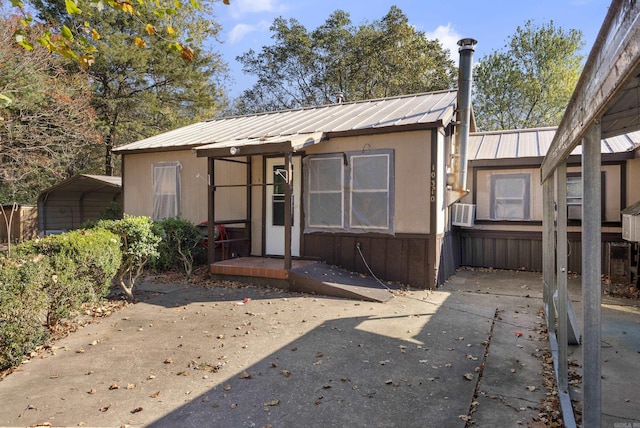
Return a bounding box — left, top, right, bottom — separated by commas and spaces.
152, 217, 204, 279
96, 215, 160, 300
14, 228, 121, 326
0, 256, 50, 370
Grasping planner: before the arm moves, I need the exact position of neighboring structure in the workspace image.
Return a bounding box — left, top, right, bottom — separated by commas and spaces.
457, 127, 640, 276
37, 174, 122, 235
0, 204, 38, 245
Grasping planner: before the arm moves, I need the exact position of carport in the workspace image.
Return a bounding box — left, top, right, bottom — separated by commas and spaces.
38, 174, 122, 234
541, 1, 640, 426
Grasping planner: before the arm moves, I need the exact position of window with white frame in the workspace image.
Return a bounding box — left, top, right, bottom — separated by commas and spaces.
566, 172, 606, 221
304, 150, 394, 234
490, 173, 530, 220
307, 156, 344, 229
566, 174, 582, 220
350, 154, 391, 230
153, 162, 181, 220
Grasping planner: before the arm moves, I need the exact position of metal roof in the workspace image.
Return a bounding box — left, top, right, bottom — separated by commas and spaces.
113, 90, 458, 154
469, 127, 640, 161
38, 174, 122, 197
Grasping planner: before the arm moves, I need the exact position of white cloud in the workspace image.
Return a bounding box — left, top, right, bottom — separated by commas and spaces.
228, 20, 270, 44
237, 0, 276, 13
425, 23, 463, 64
229, 0, 285, 19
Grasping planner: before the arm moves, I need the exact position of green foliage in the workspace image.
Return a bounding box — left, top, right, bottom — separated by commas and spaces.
28, 0, 227, 175
233, 6, 456, 113
0, 16, 104, 204
152, 217, 203, 279
0, 227, 121, 370
473, 20, 584, 131
96, 215, 160, 300
0, 256, 50, 370
14, 228, 121, 326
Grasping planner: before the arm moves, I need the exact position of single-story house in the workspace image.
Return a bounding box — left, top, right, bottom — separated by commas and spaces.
37, 174, 122, 235
113, 39, 479, 290
456, 127, 640, 280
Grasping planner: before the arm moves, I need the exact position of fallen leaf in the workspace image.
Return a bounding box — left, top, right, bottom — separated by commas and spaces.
264, 400, 280, 406
126, 383, 136, 389
164, 357, 173, 364
99, 404, 111, 412
150, 391, 160, 398
230, 403, 237, 409
240, 371, 252, 379
130, 407, 143, 414
88, 389, 96, 395
463, 373, 474, 381
223, 384, 232, 391
280, 370, 291, 378
527, 385, 536, 391
177, 371, 191, 376
109, 383, 120, 390
384, 379, 393, 384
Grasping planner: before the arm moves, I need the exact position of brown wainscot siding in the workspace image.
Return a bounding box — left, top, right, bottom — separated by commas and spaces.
302, 231, 460, 289
459, 229, 625, 274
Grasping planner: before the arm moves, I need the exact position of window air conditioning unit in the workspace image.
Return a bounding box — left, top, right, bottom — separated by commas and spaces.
452, 203, 475, 227
621, 200, 640, 242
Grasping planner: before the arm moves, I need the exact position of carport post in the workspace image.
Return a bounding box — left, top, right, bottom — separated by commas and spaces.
542, 178, 556, 329
582, 121, 602, 427
555, 162, 569, 394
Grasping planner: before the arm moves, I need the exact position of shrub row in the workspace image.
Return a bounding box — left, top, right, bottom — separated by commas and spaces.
1, 228, 121, 370
0, 216, 203, 371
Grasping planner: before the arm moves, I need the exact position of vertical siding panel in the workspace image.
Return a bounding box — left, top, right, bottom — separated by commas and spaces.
340, 236, 356, 270
407, 238, 427, 288
386, 238, 407, 283
370, 238, 388, 280
494, 239, 507, 269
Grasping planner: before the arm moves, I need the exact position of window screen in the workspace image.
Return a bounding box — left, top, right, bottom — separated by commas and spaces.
307, 156, 344, 228
490, 173, 530, 220
153, 162, 181, 220
350, 154, 390, 230
304, 150, 394, 234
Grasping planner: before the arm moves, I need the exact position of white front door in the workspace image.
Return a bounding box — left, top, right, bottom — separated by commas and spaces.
265, 157, 301, 256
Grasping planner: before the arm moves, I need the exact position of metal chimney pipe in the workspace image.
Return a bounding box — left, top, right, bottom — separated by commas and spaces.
449, 38, 477, 205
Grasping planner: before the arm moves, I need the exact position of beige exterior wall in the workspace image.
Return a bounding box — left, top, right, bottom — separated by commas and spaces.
304, 130, 432, 234
627, 157, 640, 207
122, 150, 246, 225
464, 161, 627, 231
250, 156, 264, 256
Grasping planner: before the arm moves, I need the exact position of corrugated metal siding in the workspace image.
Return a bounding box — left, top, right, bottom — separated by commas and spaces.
469, 127, 640, 160
459, 230, 624, 274
114, 91, 458, 154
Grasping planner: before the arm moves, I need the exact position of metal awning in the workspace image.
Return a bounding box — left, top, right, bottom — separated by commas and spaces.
194, 132, 327, 158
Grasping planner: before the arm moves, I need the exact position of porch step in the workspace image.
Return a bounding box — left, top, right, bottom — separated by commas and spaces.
288, 262, 395, 303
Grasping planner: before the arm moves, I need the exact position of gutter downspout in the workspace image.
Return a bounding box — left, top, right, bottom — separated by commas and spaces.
448, 38, 477, 206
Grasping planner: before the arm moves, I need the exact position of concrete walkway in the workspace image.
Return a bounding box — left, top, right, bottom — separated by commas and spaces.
0, 269, 637, 427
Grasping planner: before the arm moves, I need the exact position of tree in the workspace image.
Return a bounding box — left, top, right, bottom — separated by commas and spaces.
472, 20, 584, 131
0, 16, 103, 204
29, 0, 228, 175
234, 6, 457, 113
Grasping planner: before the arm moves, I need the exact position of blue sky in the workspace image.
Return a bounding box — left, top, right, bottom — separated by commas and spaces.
214, 0, 612, 97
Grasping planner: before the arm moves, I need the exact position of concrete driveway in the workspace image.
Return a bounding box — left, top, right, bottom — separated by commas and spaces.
1, 268, 633, 427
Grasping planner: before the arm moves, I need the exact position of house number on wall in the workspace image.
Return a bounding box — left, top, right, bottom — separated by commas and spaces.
430, 164, 436, 202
